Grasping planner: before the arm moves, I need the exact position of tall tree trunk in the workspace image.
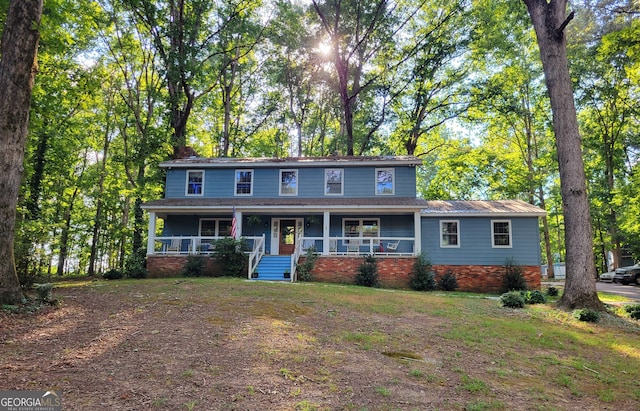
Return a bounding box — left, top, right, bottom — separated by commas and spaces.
221, 46, 240, 158
523, 0, 602, 309
25, 129, 49, 219
0, 0, 43, 304
57, 187, 79, 276
133, 198, 144, 250
132, 165, 147, 254
538, 189, 555, 278
119, 198, 130, 270
88, 127, 111, 277
604, 141, 621, 269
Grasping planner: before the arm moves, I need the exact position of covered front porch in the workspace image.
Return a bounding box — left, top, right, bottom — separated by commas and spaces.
144, 209, 421, 258
142, 198, 424, 280
146, 234, 418, 257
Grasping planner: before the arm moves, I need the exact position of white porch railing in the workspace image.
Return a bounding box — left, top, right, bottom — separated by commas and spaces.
296, 236, 416, 257
247, 234, 266, 279
152, 236, 219, 255
290, 233, 304, 282
151, 235, 264, 256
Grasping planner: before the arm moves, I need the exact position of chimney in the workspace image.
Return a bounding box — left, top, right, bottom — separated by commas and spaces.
177, 146, 199, 159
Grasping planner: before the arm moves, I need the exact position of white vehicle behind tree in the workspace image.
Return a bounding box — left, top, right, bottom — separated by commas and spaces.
599, 271, 615, 283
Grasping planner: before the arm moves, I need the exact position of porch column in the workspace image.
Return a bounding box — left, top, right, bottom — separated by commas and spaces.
146, 211, 156, 255
322, 210, 330, 255
414, 211, 421, 256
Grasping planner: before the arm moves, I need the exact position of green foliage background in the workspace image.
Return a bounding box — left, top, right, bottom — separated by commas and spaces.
2, 0, 637, 278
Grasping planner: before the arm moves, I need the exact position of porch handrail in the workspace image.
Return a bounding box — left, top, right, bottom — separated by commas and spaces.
152, 235, 265, 256
247, 234, 265, 279
290, 233, 305, 282
154, 236, 220, 254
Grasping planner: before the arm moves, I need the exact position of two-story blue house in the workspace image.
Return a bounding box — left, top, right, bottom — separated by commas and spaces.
142, 155, 546, 292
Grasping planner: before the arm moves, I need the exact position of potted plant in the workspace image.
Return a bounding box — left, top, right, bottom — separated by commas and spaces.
284, 269, 290, 279
252, 271, 259, 279
247, 215, 262, 227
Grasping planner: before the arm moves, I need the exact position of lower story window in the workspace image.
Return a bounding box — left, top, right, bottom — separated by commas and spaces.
343, 218, 380, 245
200, 219, 232, 237
440, 220, 459, 247
491, 220, 512, 248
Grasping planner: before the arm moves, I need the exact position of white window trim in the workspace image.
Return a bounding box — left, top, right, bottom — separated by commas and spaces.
440, 220, 460, 248
279, 169, 298, 196
375, 168, 395, 195
342, 218, 380, 246
491, 219, 512, 248
186, 169, 204, 196
324, 168, 344, 196
234, 169, 254, 196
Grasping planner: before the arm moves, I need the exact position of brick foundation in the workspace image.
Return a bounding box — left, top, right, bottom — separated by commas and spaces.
431, 264, 541, 293
308, 256, 416, 289
303, 256, 541, 293
147, 255, 541, 293
146, 255, 223, 278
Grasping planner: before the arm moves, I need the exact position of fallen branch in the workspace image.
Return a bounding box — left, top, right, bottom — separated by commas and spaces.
583, 365, 599, 374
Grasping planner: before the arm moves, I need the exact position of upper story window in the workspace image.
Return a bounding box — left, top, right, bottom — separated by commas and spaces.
491, 220, 512, 248
279, 169, 298, 196
375, 168, 394, 195
235, 169, 253, 196
186, 170, 204, 196
440, 220, 460, 247
325, 168, 343, 195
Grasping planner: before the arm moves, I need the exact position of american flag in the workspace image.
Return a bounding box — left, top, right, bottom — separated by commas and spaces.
231, 206, 237, 239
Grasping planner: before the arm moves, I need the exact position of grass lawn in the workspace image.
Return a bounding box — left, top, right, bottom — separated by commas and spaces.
1, 277, 639, 410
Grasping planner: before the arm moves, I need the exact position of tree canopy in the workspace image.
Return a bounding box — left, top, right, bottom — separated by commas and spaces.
1, 0, 638, 308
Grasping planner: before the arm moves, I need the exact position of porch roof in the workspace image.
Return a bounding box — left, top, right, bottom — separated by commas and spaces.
142, 196, 428, 215
420, 200, 546, 217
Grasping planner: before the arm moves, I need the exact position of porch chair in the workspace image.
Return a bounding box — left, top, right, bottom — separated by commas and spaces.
166, 238, 181, 254
385, 240, 400, 252
196, 239, 212, 254
347, 239, 361, 254
329, 239, 337, 254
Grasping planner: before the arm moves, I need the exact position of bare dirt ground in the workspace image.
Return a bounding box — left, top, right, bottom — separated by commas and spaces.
1, 279, 637, 411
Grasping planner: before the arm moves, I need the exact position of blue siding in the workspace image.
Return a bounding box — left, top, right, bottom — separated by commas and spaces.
165, 214, 415, 237
421, 217, 541, 266
164, 215, 200, 235
164, 165, 417, 199
165, 170, 187, 198
327, 214, 414, 237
